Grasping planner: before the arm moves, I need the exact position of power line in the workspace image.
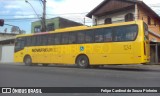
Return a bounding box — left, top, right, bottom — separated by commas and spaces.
25, 0, 41, 19
0, 12, 89, 17
0, 0, 38, 2
4, 18, 38, 21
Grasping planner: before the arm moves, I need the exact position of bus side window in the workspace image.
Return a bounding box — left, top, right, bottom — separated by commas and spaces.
54, 33, 61, 45
69, 32, 76, 44
114, 25, 138, 42
114, 27, 126, 42
125, 25, 138, 41
48, 34, 55, 45
85, 30, 94, 43
23, 37, 26, 47
26, 37, 31, 46
77, 31, 85, 44
62, 33, 69, 44
20, 37, 25, 48
104, 28, 112, 42
31, 36, 36, 46
36, 35, 42, 46
41, 35, 48, 45
95, 29, 104, 43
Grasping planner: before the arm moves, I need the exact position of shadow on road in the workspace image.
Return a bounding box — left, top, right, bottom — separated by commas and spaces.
97, 66, 158, 72
6, 63, 160, 72
30, 64, 160, 72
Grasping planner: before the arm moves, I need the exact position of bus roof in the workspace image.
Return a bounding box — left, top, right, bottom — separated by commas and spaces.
16, 20, 143, 38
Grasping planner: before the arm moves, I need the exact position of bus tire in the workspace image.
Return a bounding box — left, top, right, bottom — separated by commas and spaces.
24, 56, 32, 66
76, 55, 89, 68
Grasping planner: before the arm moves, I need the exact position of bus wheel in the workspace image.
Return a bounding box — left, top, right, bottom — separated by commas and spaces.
24, 56, 32, 66
76, 55, 89, 68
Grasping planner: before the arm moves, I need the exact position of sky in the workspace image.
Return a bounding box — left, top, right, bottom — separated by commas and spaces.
0, 0, 160, 34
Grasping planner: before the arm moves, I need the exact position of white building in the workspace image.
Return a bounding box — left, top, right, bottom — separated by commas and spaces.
0, 33, 17, 63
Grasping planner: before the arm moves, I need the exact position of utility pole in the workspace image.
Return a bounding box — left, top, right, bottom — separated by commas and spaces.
25, 0, 47, 32
41, 0, 46, 32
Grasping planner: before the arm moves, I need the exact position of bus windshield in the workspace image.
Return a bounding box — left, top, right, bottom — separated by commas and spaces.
15, 37, 25, 52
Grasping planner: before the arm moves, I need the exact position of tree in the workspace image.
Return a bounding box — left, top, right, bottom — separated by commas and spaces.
20, 30, 26, 34
11, 26, 19, 33
4, 28, 7, 33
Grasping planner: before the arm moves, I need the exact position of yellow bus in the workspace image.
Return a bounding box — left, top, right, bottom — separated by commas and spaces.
14, 20, 150, 68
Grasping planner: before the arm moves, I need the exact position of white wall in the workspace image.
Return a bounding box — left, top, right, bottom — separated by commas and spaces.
94, 9, 135, 25
0, 45, 14, 63
0, 34, 16, 41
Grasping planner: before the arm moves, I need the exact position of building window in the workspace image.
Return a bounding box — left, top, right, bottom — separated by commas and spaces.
148, 16, 151, 25
105, 18, 112, 24
47, 23, 54, 31
125, 13, 134, 22
34, 26, 41, 33
94, 19, 97, 26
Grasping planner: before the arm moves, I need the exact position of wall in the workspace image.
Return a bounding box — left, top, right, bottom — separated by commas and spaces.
0, 45, 14, 63
31, 17, 59, 33
59, 18, 83, 28
95, 8, 135, 25
31, 17, 83, 33
0, 45, 2, 62
0, 33, 16, 41
149, 34, 160, 42
138, 6, 160, 42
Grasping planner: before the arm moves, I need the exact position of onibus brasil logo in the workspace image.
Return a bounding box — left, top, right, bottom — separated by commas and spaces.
1, 88, 42, 93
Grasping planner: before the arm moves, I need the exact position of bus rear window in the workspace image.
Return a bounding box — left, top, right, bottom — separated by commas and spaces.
144, 23, 149, 40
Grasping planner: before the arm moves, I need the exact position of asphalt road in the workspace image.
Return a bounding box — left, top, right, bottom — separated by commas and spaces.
0, 63, 160, 96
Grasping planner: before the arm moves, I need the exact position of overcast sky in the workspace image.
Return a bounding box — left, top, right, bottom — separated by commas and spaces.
0, 0, 160, 33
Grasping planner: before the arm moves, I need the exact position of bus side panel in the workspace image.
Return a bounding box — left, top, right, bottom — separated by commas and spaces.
88, 44, 109, 64
86, 43, 135, 65
14, 50, 24, 63
59, 45, 77, 64
106, 42, 134, 64
132, 42, 144, 63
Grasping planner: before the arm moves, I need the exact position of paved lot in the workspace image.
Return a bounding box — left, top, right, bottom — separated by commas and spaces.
0, 63, 160, 96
